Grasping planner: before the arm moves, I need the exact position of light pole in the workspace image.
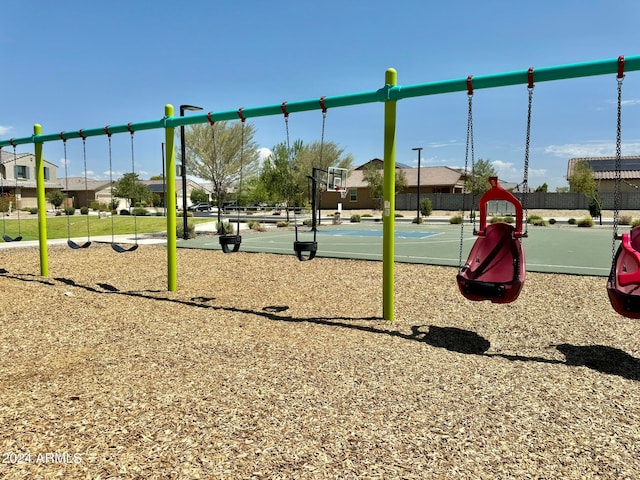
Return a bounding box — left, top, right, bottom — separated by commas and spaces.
180, 104, 203, 239
412, 147, 423, 222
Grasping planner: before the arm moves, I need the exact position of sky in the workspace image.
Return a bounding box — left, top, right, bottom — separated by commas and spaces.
1, 0, 639, 191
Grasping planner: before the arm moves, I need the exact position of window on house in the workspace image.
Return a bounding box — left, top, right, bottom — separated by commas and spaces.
349, 189, 357, 202
14, 165, 29, 179
44, 167, 50, 180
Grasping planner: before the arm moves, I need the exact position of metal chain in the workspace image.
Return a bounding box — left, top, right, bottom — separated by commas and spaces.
611, 75, 624, 277
522, 86, 533, 235
458, 93, 474, 270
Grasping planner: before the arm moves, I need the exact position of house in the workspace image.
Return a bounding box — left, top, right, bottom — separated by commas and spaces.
567, 156, 640, 193
62, 177, 113, 208
320, 159, 469, 210
0, 149, 60, 209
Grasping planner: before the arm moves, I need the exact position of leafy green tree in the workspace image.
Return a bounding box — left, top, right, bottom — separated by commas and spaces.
535, 183, 548, 192
180, 121, 260, 222
46, 189, 65, 210
149, 174, 164, 180
555, 186, 569, 193
112, 173, 151, 209
190, 188, 209, 204
362, 164, 409, 210
260, 141, 303, 220
568, 161, 597, 197
466, 159, 498, 196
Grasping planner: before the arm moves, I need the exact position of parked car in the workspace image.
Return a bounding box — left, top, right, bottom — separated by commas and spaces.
188, 202, 217, 212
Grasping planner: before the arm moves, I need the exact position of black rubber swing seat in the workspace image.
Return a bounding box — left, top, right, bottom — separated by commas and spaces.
219, 234, 242, 253
111, 243, 139, 253
294, 240, 317, 261
3, 234, 22, 242
456, 177, 526, 304
608, 225, 640, 319
67, 239, 91, 249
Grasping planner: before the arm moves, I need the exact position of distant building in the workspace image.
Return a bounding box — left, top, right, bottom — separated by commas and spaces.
567, 156, 640, 192
0, 150, 60, 209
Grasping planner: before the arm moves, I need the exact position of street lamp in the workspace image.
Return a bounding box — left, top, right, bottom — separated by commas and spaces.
180, 104, 203, 239
412, 147, 423, 222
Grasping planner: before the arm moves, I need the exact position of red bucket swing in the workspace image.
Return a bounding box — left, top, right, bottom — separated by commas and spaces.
606, 57, 640, 318
456, 72, 533, 304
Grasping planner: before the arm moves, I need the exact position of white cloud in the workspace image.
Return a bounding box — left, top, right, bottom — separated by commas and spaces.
544, 142, 640, 158
0, 126, 12, 136
621, 99, 640, 107
257, 147, 272, 162
60, 158, 70, 166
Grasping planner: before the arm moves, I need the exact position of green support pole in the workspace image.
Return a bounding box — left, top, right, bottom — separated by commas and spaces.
34, 124, 48, 276
164, 105, 177, 291
383, 68, 397, 321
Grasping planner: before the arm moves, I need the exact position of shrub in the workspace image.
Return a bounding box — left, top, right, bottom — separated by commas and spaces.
80, 206, 89, 215
412, 216, 423, 224
577, 216, 594, 227
132, 207, 149, 216
568, 218, 577, 225
361, 213, 373, 218
527, 215, 543, 224
420, 198, 433, 217
531, 218, 547, 226
216, 221, 235, 234
302, 219, 313, 227
504, 216, 515, 224
64, 207, 76, 216
549, 218, 556, 225
247, 220, 265, 231
620, 215, 633, 225
29, 208, 38, 214
55, 210, 62, 216
449, 215, 463, 224
176, 222, 196, 239
276, 221, 289, 228
489, 216, 502, 224
395, 213, 404, 218
350, 214, 361, 223
632, 218, 640, 227
120, 209, 131, 215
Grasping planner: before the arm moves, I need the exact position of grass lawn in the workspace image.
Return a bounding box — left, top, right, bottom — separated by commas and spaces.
0, 214, 214, 242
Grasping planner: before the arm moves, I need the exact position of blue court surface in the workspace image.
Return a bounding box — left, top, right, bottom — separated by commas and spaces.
179, 222, 620, 277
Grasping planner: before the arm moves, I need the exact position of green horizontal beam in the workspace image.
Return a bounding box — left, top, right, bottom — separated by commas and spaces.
1, 55, 638, 149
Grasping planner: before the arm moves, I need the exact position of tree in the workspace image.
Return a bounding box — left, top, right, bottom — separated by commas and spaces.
259, 141, 303, 221
112, 173, 150, 209
362, 164, 409, 210
535, 183, 548, 192
149, 174, 164, 180
190, 188, 209, 204
466, 159, 498, 196
555, 186, 569, 193
181, 121, 260, 222
46, 189, 65, 210
568, 161, 597, 197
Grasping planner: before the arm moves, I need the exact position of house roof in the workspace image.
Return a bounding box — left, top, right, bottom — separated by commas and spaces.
0, 149, 57, 167
61, 177, 112, 192
567, 156, 640, 180
354, 158, 412, 170
347, 166, 467, 188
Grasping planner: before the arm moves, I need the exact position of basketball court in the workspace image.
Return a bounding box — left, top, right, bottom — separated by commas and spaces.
178, 221, 616, 277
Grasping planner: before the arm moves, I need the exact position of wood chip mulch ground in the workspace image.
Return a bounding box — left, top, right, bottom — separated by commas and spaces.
1, 244, 640, 479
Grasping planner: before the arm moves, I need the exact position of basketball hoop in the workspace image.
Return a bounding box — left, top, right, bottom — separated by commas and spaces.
336, 187, 348, 199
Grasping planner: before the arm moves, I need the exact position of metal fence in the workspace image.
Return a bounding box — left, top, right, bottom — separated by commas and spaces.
397, 192, 640, 211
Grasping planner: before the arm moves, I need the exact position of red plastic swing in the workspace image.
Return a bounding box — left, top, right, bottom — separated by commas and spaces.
607, 227, 640, 318
456, 177, 526, 304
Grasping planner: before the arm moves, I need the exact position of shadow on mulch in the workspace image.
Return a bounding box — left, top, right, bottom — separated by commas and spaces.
3, 269, 640, 382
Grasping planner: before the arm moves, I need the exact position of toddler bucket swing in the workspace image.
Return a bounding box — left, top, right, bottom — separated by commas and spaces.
456, 71, 533, 304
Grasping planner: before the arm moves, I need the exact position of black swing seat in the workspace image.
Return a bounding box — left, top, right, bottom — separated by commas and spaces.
608, 225, 640, 318
457, 177, 526, 304
219, 234, 242, 253
67, 239, 91, 250
111, 243, 139, 253
294, 240, 317, 261
3, 234, 22, 242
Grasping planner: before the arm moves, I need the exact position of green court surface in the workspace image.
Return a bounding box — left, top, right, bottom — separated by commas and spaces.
178, 222, 618, 277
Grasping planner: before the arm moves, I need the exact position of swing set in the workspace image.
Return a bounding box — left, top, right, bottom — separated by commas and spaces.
1, 55, 638, 321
